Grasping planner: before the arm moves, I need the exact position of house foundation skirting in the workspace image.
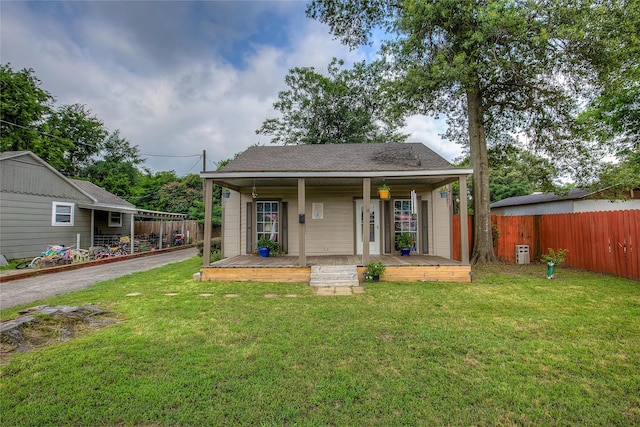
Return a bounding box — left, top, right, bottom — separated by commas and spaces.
199, 255, 471, 283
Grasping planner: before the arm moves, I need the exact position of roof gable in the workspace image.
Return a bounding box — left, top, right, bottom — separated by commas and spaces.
220, 143, 454, 173
0, 151, 96, 203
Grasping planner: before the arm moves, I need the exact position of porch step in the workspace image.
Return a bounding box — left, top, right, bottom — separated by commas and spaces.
309, 265, 359, 287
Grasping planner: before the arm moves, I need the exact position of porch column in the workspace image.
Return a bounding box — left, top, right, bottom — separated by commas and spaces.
298, 178, 306, 267
459, 175, 470, 265
90, 210, 95, 248
130, 213, 135, 254
362, 178, 371, 265
202, 179, 214, 267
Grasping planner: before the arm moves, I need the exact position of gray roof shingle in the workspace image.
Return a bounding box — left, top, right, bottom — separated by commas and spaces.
220, 143, 454, 173
490, 189, 590, 208
70, 179, 135, 209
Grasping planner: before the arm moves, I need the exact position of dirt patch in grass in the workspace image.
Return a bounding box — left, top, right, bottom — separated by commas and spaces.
0, 304, 119, 362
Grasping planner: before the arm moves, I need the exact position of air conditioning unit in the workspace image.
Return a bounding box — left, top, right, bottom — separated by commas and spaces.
516, 245, 530, 264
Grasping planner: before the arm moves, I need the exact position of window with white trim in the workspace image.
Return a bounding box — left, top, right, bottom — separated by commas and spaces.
394, 199, 418, 251
52, 202, 74, 226
256, 201, 279, 242
108, 211, 122, 227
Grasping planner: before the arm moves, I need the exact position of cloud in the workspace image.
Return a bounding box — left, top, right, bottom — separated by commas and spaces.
1, 1, 461, 174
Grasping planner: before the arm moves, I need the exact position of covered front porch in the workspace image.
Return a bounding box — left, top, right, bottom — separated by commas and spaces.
200, 254, 471, 283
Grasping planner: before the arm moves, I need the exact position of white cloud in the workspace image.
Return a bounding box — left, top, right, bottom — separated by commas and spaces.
1, 1, 458, 174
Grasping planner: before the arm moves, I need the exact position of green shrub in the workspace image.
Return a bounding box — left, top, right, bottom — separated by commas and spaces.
197, 238, 222, 257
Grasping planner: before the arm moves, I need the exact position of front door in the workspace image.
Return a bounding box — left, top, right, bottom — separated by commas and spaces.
356, 199, 380, 255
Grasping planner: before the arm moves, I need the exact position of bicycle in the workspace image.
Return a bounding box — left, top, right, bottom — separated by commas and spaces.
23, 244, 73, 269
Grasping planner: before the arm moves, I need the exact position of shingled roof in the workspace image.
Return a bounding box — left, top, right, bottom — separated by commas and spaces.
220, 143, 454, 173
70, 179, 136, 211
490, 189, 591, 208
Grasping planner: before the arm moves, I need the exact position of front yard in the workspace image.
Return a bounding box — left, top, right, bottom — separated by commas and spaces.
1, 258, 638, 425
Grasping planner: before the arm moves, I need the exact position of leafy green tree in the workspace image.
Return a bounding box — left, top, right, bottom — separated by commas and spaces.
488, 145, 558, 203
46, 103, 108, 176
80, 130, 144, 198
257, 58, 407, 144
133, 170, 180, 211
307, 0, 631, 263
594, 149, 640, 194
0, 64, 54, 156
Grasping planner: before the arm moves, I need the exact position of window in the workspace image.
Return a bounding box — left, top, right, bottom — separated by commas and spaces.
256, 201, 279, 242
52, 202, 74, 226
108, 211, 122, 227
394, 199, 417, 251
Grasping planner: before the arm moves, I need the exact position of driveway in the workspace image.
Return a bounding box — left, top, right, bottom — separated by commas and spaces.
0, 248, 198, 310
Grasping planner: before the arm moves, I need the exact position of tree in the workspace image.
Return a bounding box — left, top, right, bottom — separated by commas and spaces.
133, 170, 180, 211
45, 103, 108, 176
487, 145, 558, 202
307, 0, 631, 263
80, 130, 144, 198
257, 58, 407, 144
0, 64, 54, 156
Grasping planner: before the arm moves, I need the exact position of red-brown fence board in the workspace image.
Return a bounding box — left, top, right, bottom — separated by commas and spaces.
453, 210, 639, 280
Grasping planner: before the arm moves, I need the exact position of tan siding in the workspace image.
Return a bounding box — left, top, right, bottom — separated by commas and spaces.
431, 189, 451, 257
303, 189, 357, 255
222, 191, 241, 257
224, 185, 451, 258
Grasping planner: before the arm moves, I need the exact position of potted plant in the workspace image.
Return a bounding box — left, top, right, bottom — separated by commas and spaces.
396, 232, 414, 256
257, 237, 280, 257
364, 261, 386, 282
541, 248, 568, 279
378, 184, 391, 200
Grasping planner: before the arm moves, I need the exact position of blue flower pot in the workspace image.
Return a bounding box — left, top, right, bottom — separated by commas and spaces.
258, 247, 270, 258
401, 248, 411, 256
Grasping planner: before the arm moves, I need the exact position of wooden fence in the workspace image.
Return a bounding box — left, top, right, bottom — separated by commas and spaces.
453, 210, 640, 280
134, 220, 212, 245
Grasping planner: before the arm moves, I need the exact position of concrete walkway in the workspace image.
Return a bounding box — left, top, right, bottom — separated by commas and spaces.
0, 248, 197, 310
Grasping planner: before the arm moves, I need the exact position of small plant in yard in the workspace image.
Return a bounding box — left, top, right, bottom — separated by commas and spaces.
364, 261, 386, 282
541, 248, 568, 279
541, 248, 568, 265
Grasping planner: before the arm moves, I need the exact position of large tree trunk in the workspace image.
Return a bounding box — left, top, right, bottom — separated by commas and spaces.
466, 83, 497, 264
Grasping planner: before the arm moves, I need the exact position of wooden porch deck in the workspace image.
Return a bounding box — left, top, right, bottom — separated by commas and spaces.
201, 255, 471, 283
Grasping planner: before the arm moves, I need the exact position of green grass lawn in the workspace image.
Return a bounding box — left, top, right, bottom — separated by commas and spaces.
1, 258, 639, 426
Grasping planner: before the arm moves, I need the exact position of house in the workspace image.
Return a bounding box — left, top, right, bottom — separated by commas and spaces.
199, 143, 473, 283
0, 151, 186, 259
490, 188, 640, 216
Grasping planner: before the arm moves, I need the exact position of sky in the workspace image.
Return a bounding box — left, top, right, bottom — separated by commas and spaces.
1, 0, 461, 176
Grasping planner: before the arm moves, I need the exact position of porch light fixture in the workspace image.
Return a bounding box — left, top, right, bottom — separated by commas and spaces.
251, 182, 258, 199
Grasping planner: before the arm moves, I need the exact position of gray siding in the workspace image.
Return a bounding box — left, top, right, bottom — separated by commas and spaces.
0, 192, 92, 259
93, 210, 133, 242
0, 156, 95, 259
1, 156, 94, 202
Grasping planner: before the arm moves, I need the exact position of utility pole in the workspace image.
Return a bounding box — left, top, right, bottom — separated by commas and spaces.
202, 149, 206, 172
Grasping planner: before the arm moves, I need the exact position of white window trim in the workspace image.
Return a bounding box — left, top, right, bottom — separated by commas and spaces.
52, 202, 75, 226
108, 211, 123, 227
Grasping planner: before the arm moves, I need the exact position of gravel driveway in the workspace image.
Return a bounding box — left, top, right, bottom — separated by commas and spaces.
0, 248, 197, 310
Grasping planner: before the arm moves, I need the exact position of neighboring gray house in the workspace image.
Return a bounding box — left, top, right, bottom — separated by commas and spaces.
1, 151, 186, 260
491, 188, 640, 216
